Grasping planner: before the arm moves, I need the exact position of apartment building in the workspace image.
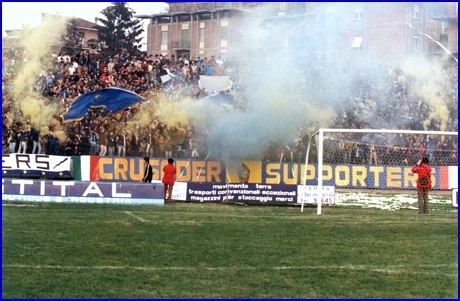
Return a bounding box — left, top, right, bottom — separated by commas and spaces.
428, 2, 458, 61
137, 2, 457, 64
136, 2, 251, 60
2, 13, 98, 53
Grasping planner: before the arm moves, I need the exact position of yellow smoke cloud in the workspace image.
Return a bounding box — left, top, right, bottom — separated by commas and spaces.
10, 14, 67, 134
401, 57, 449, 130
54, 130, 67, 142
157, 98, 192, 127
19, 96, 59, 129
132, 92, 193, 129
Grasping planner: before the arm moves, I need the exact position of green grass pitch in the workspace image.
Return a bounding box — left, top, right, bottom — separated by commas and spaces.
2, 201, 458, 298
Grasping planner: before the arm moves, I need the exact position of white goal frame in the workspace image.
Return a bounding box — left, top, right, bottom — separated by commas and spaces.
301, 128, 459, 215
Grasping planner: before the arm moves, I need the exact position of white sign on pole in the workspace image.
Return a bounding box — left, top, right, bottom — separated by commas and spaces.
452, 188, 458, 208
297, 185, 335, 205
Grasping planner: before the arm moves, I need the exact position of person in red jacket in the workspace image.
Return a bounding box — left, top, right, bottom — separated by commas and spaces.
162, 158, 177, 203
411, 156, 432, 214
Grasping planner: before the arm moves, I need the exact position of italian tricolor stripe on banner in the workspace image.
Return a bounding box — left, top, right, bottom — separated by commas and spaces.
72, 156, 99, 181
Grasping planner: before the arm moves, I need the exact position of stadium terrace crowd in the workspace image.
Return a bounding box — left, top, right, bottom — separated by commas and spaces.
2, 47, 458, 166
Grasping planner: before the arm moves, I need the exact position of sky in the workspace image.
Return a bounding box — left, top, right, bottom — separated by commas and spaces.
2, 2, 168, 50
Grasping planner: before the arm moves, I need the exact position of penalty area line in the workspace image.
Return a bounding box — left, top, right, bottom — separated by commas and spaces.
3, 264, 457, 277
124, 211, 146, 222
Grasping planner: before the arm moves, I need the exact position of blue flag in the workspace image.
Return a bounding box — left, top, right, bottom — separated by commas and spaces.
201, 87, 236, 107
63, 87, 144, 123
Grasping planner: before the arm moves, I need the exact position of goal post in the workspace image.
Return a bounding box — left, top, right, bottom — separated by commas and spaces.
301, 128, 458, 215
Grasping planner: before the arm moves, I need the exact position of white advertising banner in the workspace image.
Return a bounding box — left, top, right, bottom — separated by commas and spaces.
2, 154, 72, 176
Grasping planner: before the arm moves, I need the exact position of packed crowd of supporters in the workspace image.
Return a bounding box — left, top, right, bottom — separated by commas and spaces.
293, 60, 458, 166
2, 49, 241, 159
2, 46, 458, 166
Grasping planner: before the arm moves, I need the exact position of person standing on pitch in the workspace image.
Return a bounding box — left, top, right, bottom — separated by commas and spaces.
411, 156, 432, 214
162, 158, 177, 203
142, 156, 153, 183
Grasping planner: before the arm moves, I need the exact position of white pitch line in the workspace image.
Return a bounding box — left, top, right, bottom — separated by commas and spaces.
4, 207, 456, 224
124, 211, 146, 222
3, 263, 457, 277
5, 208, 455, 224
2, 204, 38, 207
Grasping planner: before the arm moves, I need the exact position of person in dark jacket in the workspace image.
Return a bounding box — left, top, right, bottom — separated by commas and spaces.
411, 156, 432, 214
17, 130, 28, 153
31, 127, 40, 154
142, 156, 153, 183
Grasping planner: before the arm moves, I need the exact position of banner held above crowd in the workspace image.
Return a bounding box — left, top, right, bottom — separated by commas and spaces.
62, 87, 145, 123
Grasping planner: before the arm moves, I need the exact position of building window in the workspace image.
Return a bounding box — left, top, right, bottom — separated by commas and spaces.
221, 26, 228, 40
222, 2, 231, 9
203, 3, 211, 10
219, 11, 230, 19
414, 3, 419, 19
324, 12, 336, 29
182, 29, 189, 48
280, 2, 286, 11
354, 7, 363, 20
441, 21, 447, 34
352, 36, 363, 51
161, 31, 168, 44
200, 28, 205, 42
199, 13, 211, 20
353, 25, 362, 36
440, 33, 448, 47
178, 15, 191, 22
297, 2, 306, 11
413, 36, 419, 51
79, 32, 85, 44
158, 16, 170, 24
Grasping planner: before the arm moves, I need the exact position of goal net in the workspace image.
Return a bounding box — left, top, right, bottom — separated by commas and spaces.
301, 129, 458, 216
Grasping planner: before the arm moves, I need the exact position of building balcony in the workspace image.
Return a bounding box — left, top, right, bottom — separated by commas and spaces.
168, 2, 243, 14
171, 40, 190, 50
429, 3, 458, 22
428, 41, 451, 55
